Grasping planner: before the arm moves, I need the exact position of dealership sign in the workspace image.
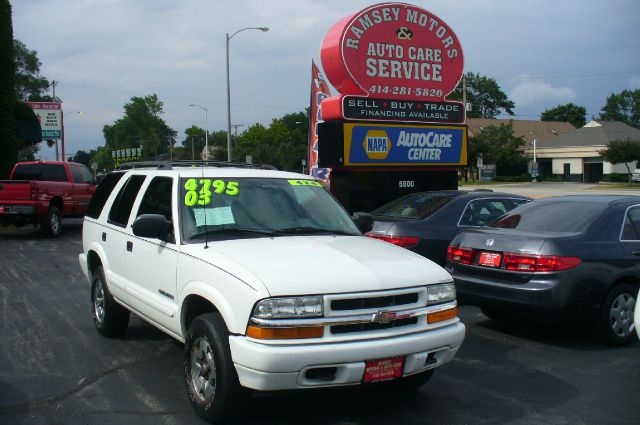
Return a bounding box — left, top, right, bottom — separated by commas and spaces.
321, 2, 464, 101
28, 102, 62, 138
343, 122, 467, 166
342, 95, 464, 123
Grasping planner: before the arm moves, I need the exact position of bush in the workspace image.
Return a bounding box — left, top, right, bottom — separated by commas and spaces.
601, 173, 631, 183
493, 175, 531, 182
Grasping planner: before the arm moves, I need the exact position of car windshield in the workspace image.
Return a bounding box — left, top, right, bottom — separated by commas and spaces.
491, 200, 607, 232
179, 177, 360, 242
371, 192, 455, 219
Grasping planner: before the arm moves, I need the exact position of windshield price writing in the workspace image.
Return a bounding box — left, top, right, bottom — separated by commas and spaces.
184, 178, 239, 207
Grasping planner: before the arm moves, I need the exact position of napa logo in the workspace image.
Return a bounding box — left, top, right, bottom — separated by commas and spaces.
363, 130, 391, 159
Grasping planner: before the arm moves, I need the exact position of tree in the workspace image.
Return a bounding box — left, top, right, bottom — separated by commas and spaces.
0, 0, 17, 178
541, 103, 586, 128
600, 89, 640, 128
448, 72, 515, 119
102, 94, 177, 164
599, 139, 640, 183
232, 111, 309, 171
14, 39, 54, 102
69, 150, 91, 167
472, 121, 527, 176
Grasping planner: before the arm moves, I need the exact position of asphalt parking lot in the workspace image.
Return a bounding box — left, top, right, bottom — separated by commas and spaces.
0, 220, 638, 425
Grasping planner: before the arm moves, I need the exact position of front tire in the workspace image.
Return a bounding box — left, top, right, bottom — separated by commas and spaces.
91, 266, 129, 338
595, 283, 636, 346
41, 206, 62, 237
184, 313, 250, 423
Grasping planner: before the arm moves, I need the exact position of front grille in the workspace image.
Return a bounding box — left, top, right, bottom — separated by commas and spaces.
330, 317, 418, 334
331, 292, 419, 311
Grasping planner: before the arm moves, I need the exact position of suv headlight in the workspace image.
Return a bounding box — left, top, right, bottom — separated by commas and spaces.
252, 296, 324, 319
427, 283, 456, 305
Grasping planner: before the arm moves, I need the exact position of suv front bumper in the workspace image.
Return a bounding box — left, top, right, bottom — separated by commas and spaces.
229, 321, 465, 391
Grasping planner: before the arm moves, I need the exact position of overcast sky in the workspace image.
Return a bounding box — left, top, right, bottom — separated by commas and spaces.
12, 0, 640, 160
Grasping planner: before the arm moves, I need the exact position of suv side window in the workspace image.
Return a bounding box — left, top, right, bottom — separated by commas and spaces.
70, 164, 84, 183
87, 172, 125, 219
136, 177, 175, 243
108, 174, 146, 227
79, 165, 94, 184
621, 206, 640, 241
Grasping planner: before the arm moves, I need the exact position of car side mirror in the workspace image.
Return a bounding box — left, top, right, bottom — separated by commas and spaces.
132, 214, 172, 241
352, 212, 374, 233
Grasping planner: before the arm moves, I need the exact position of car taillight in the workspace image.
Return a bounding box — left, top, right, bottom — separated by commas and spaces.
504, 253, 581, 272
365, 233, 420, 248
447, 245, 474, 265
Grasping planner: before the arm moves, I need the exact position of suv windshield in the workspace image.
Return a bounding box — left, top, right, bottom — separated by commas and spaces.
371, 192, 455, 219
179, 177, 360, 242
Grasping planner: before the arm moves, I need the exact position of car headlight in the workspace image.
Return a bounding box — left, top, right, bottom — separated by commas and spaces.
427, 283, 456, 305
252, 296, 324, 319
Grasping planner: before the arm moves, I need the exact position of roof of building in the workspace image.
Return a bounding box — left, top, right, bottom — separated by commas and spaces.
536, 120, 640, 148
466, 118, 575, 144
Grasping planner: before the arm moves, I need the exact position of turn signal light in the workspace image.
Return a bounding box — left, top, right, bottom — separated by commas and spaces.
246, 325, 324, 339
504, 254, 581, 272
427, 307, 457, 324
447, 245, 475, 264
366, 233, 420, 248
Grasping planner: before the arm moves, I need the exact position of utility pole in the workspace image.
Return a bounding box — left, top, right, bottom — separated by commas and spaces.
51, 80, 57, 100
232, 124, 244, 140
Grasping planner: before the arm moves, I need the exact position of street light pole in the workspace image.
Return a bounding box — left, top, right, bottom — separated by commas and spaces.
226, 26, 269, 162
188, 104, 208, 160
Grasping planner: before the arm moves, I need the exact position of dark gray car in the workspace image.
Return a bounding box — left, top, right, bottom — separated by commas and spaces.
447, 195, 640, 345
368, 190, 530, 266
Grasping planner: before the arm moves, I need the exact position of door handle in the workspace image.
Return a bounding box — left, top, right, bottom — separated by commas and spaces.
632, 250, 640, 256
102, 232, 106, 242
126, 241, 133, 252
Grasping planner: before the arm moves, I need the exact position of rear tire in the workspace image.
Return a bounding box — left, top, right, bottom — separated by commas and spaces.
41, 206, 62, 237
184, 313, 250, 423
595, 283, 636, 346
91, 266, 129, 338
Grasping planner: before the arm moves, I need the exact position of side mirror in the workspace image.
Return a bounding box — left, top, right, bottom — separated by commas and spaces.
352, 212, 374, 234
132, 214, 172, 241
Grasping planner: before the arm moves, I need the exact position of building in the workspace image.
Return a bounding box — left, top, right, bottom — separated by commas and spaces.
525, 121, 640, 182
466, 118, 575, 179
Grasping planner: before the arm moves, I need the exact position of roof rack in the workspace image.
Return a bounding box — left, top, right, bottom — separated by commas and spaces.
116, 160, 277, 171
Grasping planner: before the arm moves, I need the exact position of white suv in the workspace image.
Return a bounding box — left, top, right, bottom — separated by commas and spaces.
79, 162, 465, 423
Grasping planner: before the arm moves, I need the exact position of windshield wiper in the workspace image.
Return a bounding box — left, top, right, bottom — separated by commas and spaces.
189, 227, 276, 240
274, 226, 355, 236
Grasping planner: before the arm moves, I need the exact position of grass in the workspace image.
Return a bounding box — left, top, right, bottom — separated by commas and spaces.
458, 180, 523, 186
587, 183, 640, 190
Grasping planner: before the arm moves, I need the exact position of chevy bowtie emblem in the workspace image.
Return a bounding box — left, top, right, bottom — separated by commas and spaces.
486, 239, 495, 247
372, 310, 397, 324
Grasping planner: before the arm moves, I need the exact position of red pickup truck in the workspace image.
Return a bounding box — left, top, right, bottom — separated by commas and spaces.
0, 161, 96, 236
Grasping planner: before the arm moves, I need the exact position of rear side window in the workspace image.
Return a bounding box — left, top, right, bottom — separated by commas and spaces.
492, 201, 607, 232
12, 164, 67, 181
459, 198, 529, 226
108, 175, 146, 227
86, 173, 125, 219
371, 193, 454, 219
621, 206, 640, 241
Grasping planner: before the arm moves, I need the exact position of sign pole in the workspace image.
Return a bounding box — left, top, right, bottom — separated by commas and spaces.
61, 111, 66, 161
